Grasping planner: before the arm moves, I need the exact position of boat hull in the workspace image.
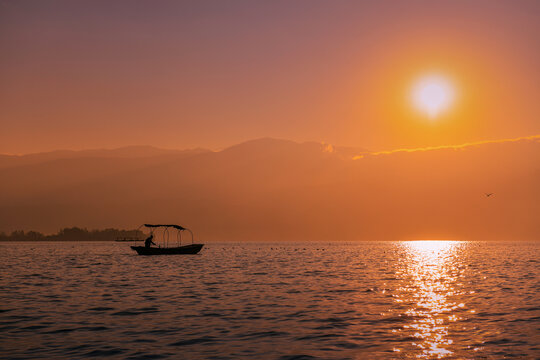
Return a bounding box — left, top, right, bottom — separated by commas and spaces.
131, 244, 204, 255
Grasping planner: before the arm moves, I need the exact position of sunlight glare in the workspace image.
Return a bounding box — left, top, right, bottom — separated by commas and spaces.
393, 240, 466, 358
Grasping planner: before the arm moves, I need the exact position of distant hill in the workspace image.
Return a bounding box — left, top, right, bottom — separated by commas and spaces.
0, 137, 538, 241
0, 146, 211, 170
0, 227, 144, 241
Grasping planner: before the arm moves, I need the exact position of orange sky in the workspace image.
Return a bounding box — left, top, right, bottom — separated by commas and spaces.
1, 0, 539, 154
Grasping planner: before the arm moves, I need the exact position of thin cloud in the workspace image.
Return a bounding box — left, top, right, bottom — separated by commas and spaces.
353, 135, 540, 159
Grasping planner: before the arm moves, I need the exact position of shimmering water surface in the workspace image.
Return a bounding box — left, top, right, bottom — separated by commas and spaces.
1, 241, 539, 359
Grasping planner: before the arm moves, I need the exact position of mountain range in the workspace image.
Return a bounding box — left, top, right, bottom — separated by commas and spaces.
1, 136, 538, 241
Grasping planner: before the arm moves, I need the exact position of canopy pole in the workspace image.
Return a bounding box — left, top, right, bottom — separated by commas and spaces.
186, 229, 194, 244
164, 227, 169, 248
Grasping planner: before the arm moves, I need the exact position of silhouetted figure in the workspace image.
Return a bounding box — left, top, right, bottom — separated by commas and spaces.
145, 234, 156, 248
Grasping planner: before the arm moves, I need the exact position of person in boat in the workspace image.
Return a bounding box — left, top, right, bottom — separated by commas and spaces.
145, 234, 156, 248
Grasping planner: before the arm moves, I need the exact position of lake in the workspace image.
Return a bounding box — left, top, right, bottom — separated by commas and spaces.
1, 241, 539, 359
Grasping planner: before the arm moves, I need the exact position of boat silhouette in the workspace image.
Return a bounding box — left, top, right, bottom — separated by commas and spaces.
130, 224, 204, 255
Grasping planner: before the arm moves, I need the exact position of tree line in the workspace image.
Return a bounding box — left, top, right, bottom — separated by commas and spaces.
0, 227, 144, 241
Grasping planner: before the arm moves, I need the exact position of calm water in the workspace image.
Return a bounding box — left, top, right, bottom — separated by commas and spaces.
1, 241, 539, 359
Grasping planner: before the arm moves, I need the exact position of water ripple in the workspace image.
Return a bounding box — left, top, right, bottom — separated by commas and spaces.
0, 241, 539, 359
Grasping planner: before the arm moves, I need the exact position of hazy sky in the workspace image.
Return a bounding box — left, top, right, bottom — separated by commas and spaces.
1, 0, 538, 154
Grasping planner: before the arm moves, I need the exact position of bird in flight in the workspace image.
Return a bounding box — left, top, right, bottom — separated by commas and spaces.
485, 193, 494, 197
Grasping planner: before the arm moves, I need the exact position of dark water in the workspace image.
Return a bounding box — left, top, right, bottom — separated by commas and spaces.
1, 241, 539, 359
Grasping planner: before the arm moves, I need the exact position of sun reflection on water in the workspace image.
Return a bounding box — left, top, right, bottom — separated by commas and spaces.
394, 241, 466, 358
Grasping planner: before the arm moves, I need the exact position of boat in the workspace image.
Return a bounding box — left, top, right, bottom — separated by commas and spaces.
131, 243, 204, 255
130, 224, 204, 255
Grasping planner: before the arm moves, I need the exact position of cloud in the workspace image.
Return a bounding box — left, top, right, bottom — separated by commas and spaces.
353, 134, 540, 159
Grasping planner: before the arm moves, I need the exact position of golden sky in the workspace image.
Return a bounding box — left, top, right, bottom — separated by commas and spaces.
1, 0, 538, 154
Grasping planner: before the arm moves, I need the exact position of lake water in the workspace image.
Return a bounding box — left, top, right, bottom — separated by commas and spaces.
1, 241, 539, 359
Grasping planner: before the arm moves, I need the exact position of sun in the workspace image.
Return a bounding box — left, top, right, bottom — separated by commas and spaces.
411, 75, 455, 119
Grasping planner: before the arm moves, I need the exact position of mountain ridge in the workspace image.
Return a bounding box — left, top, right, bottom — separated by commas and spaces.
1, 136, 538, 241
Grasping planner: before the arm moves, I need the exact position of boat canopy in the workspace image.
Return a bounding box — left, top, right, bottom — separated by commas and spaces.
139, 223, 194, 246
144, 224, 186, 230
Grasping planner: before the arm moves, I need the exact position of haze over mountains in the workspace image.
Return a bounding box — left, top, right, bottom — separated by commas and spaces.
0, 146, 210, 169
1, 137, 538, 241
